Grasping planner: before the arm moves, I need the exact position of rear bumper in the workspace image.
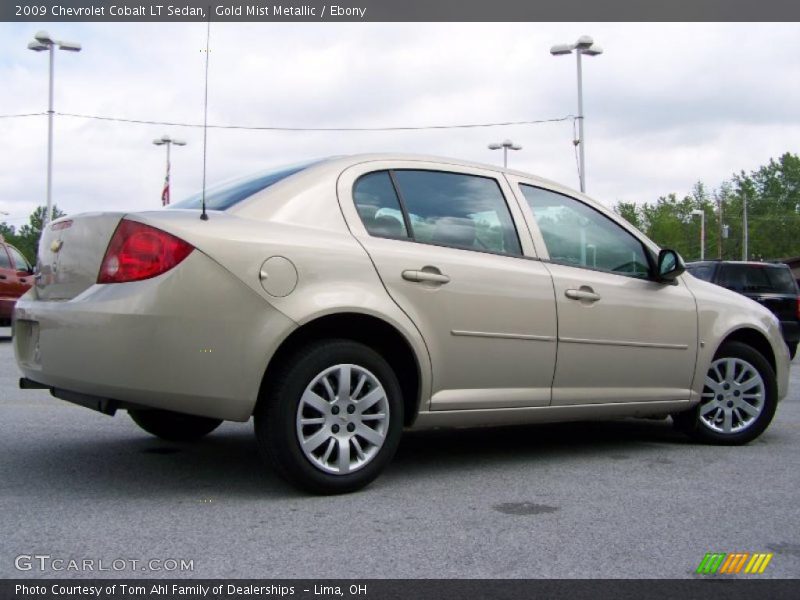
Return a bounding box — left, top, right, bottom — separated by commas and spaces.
13, 251, 296, 421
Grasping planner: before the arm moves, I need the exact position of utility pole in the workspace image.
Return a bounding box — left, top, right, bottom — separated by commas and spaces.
716, 193, 723, 259
742, 192, 749, 261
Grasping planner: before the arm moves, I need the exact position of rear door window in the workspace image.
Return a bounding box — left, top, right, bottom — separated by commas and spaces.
353, 171, 409, 239
353, 169, 522, 256
392, 170, 522, 256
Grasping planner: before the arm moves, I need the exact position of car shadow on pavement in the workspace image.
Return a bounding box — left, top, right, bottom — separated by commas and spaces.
6, 425, 302, 500
6, 417, 691, 499
393, 417, 690, 474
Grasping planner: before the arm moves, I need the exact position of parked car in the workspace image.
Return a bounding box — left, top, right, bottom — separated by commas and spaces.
13, 155, 790, 493
686, 261, 799, 359
0, 236, 34, 326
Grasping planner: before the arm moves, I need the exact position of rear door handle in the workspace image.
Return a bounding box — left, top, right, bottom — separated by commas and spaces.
402, 269, 451, 285
565, 288, 601, 302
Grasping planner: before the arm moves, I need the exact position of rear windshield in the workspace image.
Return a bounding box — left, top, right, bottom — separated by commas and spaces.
718, 264, 798, 294
170, 160, 323, 211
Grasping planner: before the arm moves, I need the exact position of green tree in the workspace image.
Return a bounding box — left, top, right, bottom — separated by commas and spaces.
614, 201, 643, 230
0, 205, 67, 264
613, 153, 800, 261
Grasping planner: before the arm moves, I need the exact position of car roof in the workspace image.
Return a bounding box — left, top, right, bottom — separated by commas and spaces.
311, 152, 573, 192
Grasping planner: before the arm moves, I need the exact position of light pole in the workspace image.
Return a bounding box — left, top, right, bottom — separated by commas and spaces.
550, 35, 603, 193
691, 209, 705, 261
742, 192, 749, 261
27, 31, 81, 227
586, 243, 597, 268
152, 135, 187, 206
488, 139, 522, 168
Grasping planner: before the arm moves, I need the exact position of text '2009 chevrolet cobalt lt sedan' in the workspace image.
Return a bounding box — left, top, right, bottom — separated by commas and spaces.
14, 155, 790, 493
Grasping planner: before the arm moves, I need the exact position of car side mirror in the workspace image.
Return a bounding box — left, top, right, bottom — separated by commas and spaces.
657, 249, 685, 282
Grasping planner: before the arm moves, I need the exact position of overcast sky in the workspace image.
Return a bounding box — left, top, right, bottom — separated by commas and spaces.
1, 22, 798, 227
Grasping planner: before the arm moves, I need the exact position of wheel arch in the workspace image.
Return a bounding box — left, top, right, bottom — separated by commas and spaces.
257, 312, 423, 426
716, 327, 776, 374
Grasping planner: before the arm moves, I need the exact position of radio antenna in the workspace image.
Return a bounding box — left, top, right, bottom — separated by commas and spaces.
200, 6, 211, 221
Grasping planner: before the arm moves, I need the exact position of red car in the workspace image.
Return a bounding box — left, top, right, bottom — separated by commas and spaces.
0, 237, 34, 325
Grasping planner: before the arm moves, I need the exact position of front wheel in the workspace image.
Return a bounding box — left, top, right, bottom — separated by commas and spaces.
129, 409, 222, 442
255, 340, 404, 494
673, 341, 777, 445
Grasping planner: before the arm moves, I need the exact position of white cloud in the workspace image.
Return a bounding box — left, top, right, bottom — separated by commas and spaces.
1, 21, 798, 225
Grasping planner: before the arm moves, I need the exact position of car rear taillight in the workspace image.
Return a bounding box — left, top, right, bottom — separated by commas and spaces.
98, 220, 194, 284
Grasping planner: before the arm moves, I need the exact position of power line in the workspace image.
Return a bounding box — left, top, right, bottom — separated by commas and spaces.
0, 110, 576, 132
0, 112, 47, 119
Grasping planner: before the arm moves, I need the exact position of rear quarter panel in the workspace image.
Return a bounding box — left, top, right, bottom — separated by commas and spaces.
131, 209, 433, 413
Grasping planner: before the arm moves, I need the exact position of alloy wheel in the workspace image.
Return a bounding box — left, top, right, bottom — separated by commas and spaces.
699, 357, 765, 434
296, 364, 390, 475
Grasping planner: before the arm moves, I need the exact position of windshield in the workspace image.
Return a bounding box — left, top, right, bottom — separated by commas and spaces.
170, 159, 324, 211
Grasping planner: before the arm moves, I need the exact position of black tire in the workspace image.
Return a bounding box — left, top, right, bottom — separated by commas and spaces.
129, 409, 222, 442
788, 342, 797, 361
672, 341, 777, 445
254, 339, 404, 495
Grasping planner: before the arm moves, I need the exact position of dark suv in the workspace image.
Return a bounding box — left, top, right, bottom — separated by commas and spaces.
0, 237, 34, 326
687, 260, 799, 359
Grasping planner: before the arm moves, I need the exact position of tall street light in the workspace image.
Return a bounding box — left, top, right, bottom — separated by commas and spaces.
153, 135, 187, 207
691, 209, 706, 261
488, 139, 522, 168
28, 30, 81, 227
550, 35, 603, 194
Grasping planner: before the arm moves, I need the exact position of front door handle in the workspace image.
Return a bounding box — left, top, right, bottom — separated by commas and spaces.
402, 268, 451, 285
565, 287, 601, 302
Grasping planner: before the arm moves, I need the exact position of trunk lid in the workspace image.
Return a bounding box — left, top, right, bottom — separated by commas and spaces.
36, 212, 125, 300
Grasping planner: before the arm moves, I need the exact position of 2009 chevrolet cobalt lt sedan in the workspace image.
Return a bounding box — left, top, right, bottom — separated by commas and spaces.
14, 154, 790, 493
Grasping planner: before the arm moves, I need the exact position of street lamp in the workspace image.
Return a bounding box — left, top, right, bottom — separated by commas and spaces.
488, 139, 522, 168
691, 209, 705, 261
586, 243, 597, 268
28, 30, 82, 227
152, 135, 187, 207
550, 35, 603, 193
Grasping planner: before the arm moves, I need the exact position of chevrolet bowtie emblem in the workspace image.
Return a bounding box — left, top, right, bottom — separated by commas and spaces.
50, 239, 63, 253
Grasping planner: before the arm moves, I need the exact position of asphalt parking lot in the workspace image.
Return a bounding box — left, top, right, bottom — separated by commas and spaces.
1, 326, 798, 579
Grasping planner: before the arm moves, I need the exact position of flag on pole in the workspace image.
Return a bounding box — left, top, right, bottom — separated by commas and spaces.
161, 161, 170, 206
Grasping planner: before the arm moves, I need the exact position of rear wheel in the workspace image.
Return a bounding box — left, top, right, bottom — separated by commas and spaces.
673, 341, 777, 445
254, 339, 403, 494
788, 342, 797, 361
129, 409, 222, 442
